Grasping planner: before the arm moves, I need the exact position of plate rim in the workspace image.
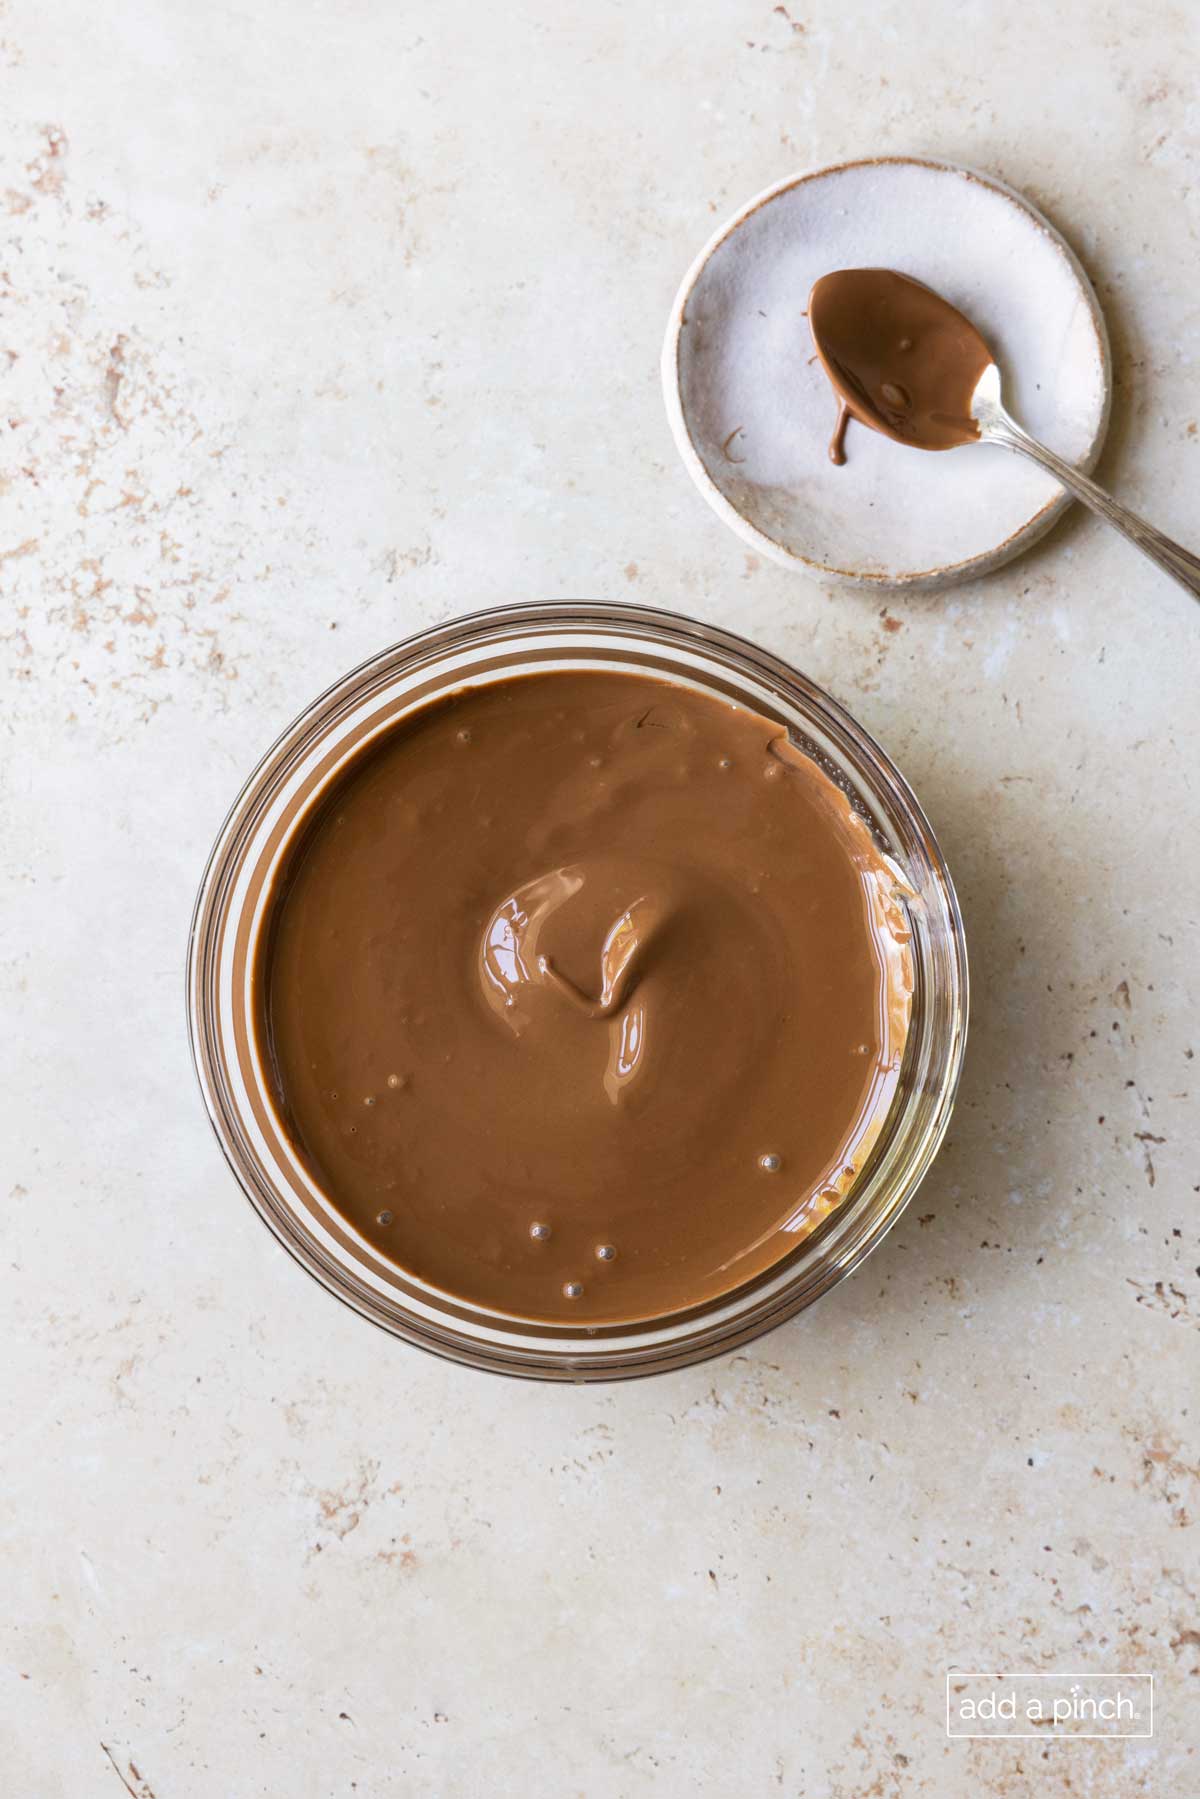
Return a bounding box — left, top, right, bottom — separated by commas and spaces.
661, 154, 1113, 591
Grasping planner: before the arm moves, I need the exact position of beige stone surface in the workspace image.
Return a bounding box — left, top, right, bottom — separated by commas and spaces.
2, 1, 1198, 1794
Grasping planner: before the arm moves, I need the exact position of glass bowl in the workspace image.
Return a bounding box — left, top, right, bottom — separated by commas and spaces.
187, 600, 967, 1380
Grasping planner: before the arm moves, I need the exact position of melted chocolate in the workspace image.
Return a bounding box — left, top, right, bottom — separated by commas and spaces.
254, 671, 911, 1325
809, 268, 993, 464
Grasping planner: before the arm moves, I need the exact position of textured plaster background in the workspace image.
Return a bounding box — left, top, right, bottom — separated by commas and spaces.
2, 1, 1198, 1793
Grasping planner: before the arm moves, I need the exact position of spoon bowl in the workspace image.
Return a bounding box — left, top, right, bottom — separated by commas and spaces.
808, 267, 990, 460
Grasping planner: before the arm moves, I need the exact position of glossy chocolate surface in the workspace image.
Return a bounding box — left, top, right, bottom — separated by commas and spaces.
255, 671, 911, 1324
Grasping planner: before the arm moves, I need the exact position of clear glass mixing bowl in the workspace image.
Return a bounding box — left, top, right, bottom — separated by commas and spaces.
187, 600, 967, 1380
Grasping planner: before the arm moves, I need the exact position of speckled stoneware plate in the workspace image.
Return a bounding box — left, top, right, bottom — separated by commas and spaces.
663, 156, 1111, 590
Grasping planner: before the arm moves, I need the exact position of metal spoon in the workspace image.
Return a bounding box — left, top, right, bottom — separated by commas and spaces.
808, 268, 1200, 600
970, 362, 1200, 598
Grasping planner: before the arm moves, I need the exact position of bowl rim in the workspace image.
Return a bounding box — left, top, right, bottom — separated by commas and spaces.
661, 153, 1112, 592
187, 598, 969, 1380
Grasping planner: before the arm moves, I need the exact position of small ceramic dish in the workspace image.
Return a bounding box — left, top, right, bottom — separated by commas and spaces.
662, 156, 1111, 590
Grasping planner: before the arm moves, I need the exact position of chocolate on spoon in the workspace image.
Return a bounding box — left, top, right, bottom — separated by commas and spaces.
808, 267, 1200, 599
809, 268, 990, 462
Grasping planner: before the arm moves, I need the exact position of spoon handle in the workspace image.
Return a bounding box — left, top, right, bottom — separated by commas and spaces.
981, 411, 1200, 601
